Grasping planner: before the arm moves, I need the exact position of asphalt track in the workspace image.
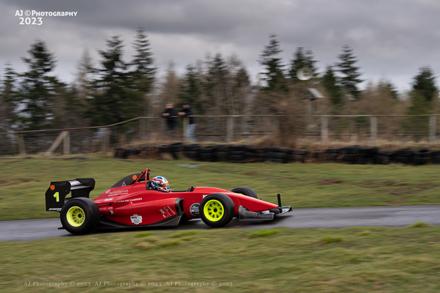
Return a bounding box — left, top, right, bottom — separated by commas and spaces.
1, 205, 440, 242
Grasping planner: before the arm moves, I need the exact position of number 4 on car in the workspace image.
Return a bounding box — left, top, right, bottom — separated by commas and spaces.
45, 168, 292, 235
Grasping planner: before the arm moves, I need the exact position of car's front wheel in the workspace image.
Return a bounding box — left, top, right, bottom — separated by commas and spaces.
60, 198, 100, 235
200, 193, 235, 228
231, 186, 258, 199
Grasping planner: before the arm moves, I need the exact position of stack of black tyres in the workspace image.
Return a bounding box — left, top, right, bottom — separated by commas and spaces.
229, 145, 245, 163
293, 149, 310, 163
324, 148, 340, 163
217, 145, 230, 162
341, 146, 360, 164
433, 151, 440, 164
312, 150, 323, 163
126, 147, 141, 157
114, 147, 127, 159
375, 151, 393, 165
287, 149, 295, 163
266, 147, 288, 163
198, 146, 220, 162
413, 149, 431, 166
242, 146, 262, 162
394, 148, 415, 164
358, 147, 378, 164
183, 144, 200, 160
168, 142, 183, 159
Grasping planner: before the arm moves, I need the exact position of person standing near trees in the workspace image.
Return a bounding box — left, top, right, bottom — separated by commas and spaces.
161, 102, 178, 141
178, 102, 197, 142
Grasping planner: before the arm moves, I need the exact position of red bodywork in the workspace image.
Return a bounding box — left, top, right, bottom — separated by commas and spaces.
93, 169, 278, 227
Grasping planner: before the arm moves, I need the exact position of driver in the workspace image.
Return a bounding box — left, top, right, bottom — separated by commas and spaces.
151, 176, 170, 192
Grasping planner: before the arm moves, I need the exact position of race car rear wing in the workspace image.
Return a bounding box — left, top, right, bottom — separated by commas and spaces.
45, 178, 95, 212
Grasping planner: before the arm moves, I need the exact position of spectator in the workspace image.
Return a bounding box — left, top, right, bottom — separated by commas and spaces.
161, 102, 178, 141
178, 102, 197, 142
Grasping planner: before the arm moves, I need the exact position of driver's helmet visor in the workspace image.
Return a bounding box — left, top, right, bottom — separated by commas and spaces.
156, 181, 169, 188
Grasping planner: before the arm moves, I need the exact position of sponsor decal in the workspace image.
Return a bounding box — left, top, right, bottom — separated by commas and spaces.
115, 197, 142, 203
104, 198, 112, 202
130, 214, 142, 225
203, 195, 208, 198
107, 189, 129, 197
190, 203, 200, 216
159, 206, 175, 218
166, 205, 176, 215
159, 209, 167, 218
48, 208, 61, 211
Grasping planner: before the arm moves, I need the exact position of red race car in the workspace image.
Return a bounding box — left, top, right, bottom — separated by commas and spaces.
45, 168, 292, 235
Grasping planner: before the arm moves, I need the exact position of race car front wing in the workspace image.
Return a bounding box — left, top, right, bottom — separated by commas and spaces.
238, 193, 292, 221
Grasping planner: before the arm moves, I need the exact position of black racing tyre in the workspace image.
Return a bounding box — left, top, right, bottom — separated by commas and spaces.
268, 158, 285, 163
229, 150, 243, 157
229, 154, 243, 161
231, 186, 258, 199
200, 193, 235, 228
200, 153, 212, 161
267, 152, 285, 159
60, 198, 100, 235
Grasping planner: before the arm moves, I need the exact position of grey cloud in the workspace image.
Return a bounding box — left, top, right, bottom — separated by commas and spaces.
1, 0, 440, 92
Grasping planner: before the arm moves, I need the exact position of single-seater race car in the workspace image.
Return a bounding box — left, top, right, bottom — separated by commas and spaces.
45, 168, 292, 235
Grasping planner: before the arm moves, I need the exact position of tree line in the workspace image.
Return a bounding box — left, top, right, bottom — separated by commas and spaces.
0, 30, 438, 133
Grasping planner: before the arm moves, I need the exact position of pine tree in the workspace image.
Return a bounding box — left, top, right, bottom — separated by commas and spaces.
205, 53, 229, 115
129, 27, 156, 94
259, 34, 287, 92
157, 63, 179, 115
0, 64, 17, 131
321, 66, 343, 106
178, 64, 203, 114
89, 35, 141, 125
336, 45, 363, 99
75, 49, 93, 101
404, 92, 432, 137
378, 80, 399, 100
288, 47, 317, 83
411, 67, 437, 102
18, 40, 60, 130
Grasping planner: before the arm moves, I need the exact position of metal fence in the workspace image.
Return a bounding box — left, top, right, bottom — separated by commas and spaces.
0, 114, 439, 156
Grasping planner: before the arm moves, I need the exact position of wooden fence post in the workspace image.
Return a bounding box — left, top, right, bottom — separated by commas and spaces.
227, 116, 234, 143
45, 131, 68, 156
183, 117, 189, 142
103, 128, 110, 153
321, 116, 328, 141
430, 115, 436, 142
17, 134, 26, 155
370, 116, 377, 144
63, 131, 70, 155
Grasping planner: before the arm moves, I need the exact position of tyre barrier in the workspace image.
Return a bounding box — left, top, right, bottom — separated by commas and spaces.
114, 144, 440, 166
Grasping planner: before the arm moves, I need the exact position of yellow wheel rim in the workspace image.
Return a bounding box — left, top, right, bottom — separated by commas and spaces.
203, 200, 224, 222
66, 206, 85, 227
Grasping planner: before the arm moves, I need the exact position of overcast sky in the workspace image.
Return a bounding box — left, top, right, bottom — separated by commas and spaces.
1, 0, 439, 93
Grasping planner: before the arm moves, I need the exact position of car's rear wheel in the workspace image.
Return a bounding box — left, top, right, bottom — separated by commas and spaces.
60, 198, 100, 235
200, 193, 235, 228
231, 186, 258, 199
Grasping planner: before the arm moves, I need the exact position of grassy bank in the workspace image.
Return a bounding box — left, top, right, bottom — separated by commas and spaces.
0, 156, 440, 220
1, 225, 440, 292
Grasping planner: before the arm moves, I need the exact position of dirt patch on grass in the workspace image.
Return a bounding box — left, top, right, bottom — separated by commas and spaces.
360, 180, 402, 188
320, 178, 343, 185
389, 185, 437, 196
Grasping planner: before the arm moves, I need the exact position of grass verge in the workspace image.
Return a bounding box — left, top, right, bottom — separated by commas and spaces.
1, 225, 440, 292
